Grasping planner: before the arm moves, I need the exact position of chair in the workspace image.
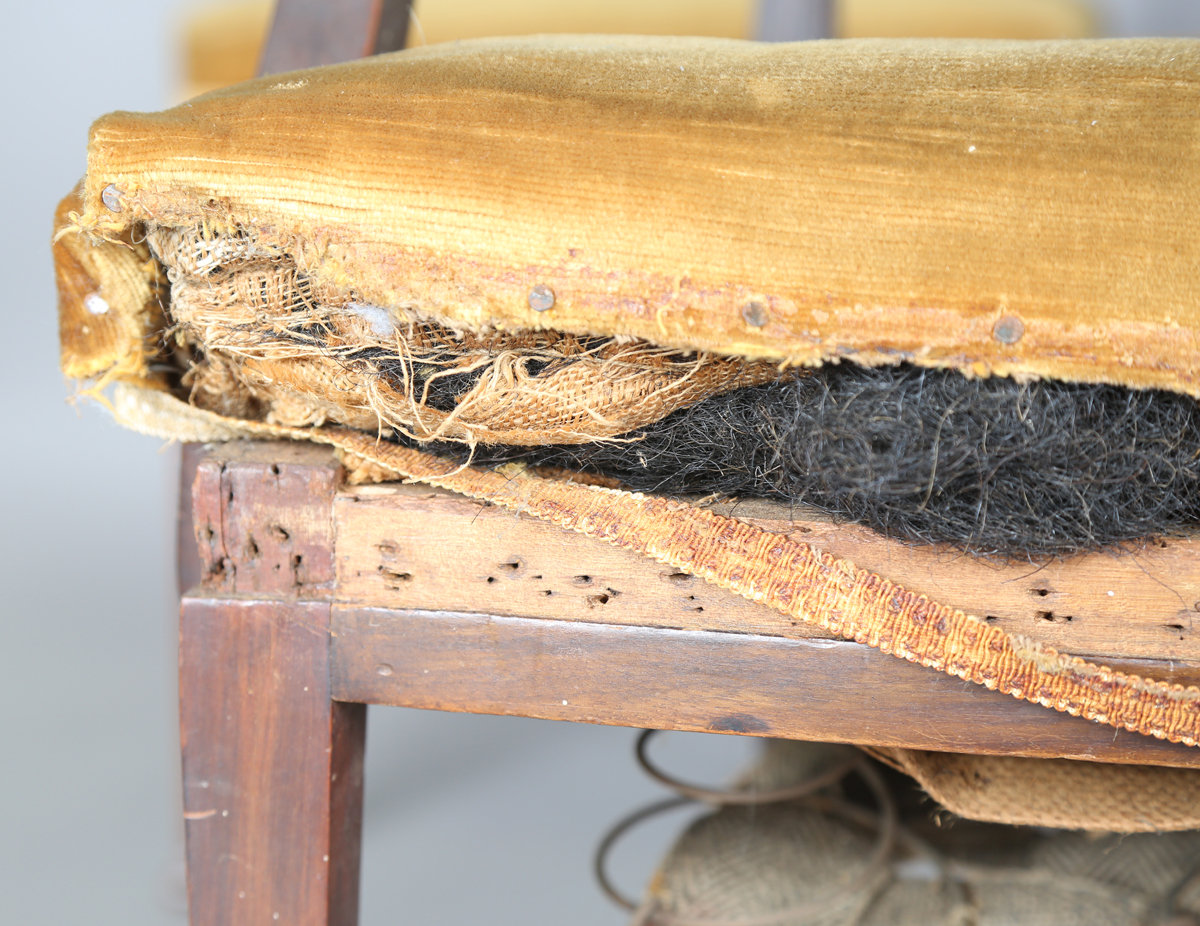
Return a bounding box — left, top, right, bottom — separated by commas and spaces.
174, 3, 1200, 924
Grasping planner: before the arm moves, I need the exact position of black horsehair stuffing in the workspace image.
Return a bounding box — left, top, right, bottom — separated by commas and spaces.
424, 363, 1200, 561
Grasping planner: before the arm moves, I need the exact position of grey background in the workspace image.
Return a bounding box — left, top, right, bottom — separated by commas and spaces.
1, 1, 1195, 923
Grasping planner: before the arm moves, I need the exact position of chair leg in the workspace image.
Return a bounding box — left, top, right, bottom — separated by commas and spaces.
180, 597, 366, 926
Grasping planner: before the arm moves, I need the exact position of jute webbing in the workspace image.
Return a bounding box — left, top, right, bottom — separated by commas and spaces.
637, 741, 1200, 925
870, 747, 1200, 832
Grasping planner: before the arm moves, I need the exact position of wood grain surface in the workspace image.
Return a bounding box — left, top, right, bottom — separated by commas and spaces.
336, 482, 1200, 664
258, 0, 410, 76
334, 484, 836, 640
182, 442, 1200, 773
181, 598, 365, 926
330, 606, 1200, 769
193, 441, 341, 597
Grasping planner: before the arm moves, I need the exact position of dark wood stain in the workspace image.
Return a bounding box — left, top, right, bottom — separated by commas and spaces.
329, 606, 1200, 769
181, 597, 365, 926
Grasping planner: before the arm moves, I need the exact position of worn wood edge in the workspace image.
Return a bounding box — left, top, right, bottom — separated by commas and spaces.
334, 480, 1200, 665
179, 596, 363, 925
192, 441, 341, 598
188, 437, 1200, 747
332, 486, 840, 643
198, 438, 341, 467
328, 605, 1200, 769
185, 440, 1200, 665
311, 432, 1200, 748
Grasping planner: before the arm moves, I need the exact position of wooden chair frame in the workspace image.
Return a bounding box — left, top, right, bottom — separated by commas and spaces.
178, 441, 1200, 925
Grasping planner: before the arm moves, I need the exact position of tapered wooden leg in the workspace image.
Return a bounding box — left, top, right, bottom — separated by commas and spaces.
181, 597, 366, 926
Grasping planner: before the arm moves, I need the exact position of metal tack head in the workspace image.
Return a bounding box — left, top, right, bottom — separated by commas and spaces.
528, 283, 556, 312
741, 300, 769, 327
101, 184, 124, 213
992, 315, 1025, 345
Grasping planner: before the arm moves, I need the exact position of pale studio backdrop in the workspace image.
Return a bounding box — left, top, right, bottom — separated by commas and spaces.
2, 2, 1198, 925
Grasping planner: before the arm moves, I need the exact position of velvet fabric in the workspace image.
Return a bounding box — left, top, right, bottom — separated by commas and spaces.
68, 36, 1200, 397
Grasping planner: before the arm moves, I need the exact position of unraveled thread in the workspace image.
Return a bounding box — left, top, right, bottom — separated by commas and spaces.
148, 223, 780, 445
149, 223, 1200, 559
